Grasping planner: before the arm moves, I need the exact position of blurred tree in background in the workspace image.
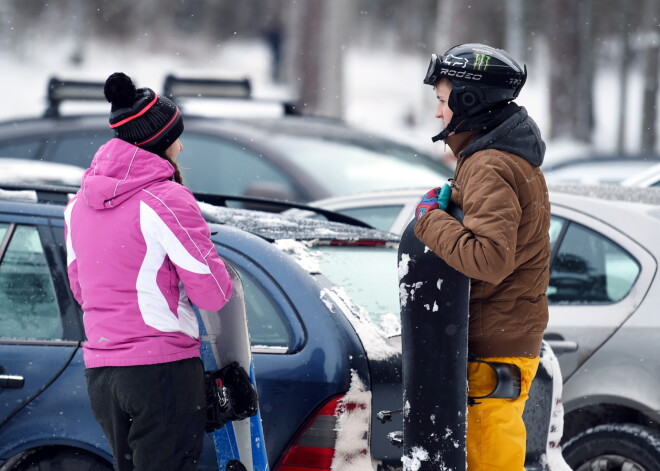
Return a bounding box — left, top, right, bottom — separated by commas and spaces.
2, 0, 658, 151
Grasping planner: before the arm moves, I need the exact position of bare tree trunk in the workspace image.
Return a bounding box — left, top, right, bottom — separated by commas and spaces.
69, 0, 85, 66
576, 0, 593, 142
617, 2, 632, 153
548, 0, 591, 143
298, 0, 324, 114
0, 2, 12, 53
434, 0, 456, 52
282, 0, 350, 118
640, 0, 659, 153
505, 0, 525, 63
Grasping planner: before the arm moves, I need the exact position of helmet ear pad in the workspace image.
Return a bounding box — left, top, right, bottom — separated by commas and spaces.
460, 90, 478, 108
448, 83, 488, 118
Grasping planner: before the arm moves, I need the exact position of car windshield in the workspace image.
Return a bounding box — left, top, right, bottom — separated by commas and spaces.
311, 245, 400, 336
267, 135, 450, 195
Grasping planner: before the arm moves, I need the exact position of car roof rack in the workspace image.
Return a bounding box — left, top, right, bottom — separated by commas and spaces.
0, 183, 373, 228
163, 74, 301, 116
42, 75, 301, 118
45, 77, 107, 118
0, 183, 78, 204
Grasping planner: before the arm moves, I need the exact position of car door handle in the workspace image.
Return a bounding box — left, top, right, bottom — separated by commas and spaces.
0, 375, 25, 389
545, 339, 578, 355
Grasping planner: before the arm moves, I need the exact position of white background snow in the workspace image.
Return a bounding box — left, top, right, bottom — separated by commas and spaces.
1, 34, 658, 170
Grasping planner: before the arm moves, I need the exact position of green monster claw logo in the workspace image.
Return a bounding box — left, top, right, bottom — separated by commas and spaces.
474, 53, 491, 71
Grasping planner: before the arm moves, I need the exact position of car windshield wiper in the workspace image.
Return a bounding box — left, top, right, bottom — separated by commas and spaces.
192, 192, 374, 229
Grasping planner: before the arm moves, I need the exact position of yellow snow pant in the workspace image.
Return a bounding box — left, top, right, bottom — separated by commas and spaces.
466, 356, 540, 471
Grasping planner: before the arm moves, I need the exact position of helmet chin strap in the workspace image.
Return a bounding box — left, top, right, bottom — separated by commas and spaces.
431, 101, 517, 144
431, 122, 456, 143
431, 111, 463, 143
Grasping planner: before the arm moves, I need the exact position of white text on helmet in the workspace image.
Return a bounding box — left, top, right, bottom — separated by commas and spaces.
440, 68, 483, 81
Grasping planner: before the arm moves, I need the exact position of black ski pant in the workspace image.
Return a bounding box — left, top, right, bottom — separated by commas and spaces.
85, 357, 207, 471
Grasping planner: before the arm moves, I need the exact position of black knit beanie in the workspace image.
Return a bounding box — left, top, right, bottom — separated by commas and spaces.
104, 72, 184, 155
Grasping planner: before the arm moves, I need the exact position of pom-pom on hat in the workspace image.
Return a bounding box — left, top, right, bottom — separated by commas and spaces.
104, 72, 184, 155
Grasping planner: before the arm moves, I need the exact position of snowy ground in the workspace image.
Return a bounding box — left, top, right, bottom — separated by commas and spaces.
1, 36, 658, 169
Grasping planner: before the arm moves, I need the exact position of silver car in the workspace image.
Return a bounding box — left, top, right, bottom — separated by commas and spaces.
288, 185, 660, 471
622, 162, 660, 188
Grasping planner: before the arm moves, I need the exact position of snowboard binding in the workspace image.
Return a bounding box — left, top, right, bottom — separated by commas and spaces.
467, 359, 521, 405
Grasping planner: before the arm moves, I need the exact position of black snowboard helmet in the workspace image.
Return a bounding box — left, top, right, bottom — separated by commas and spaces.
424, 43, 527, 142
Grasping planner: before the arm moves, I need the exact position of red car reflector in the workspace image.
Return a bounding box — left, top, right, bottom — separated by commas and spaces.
329, 239, 386, 247
275, 395, 343, 470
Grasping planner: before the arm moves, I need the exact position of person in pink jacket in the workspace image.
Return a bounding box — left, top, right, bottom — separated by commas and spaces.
64, 72, 233, 471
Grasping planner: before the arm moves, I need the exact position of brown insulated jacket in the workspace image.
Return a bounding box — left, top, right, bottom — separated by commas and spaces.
415, 105, 550, 357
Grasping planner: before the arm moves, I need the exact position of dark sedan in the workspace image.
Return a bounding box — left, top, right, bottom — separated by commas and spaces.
0, 76, 451, 205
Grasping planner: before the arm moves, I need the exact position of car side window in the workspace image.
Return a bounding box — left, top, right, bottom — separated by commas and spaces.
0, 137, 44, 160
178, 133, 300, 199
49, 131, 113, 168
548, 216, 565, 254
234, 266, 290, 349
0, 224, 63, 340
547, 221, 640, 304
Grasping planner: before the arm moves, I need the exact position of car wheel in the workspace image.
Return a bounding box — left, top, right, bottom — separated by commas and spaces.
562, 423, 660, 471
9, 448, 112, 471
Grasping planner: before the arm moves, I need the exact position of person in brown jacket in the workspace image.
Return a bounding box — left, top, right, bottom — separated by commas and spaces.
414, 43, 551, 471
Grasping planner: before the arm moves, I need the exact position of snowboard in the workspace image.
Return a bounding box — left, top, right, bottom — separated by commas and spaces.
197, 263, 269, 471
398, 204, 470, 471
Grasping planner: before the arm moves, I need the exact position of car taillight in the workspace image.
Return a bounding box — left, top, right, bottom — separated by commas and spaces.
275, 395, 343, 470
329, 239, 387, 247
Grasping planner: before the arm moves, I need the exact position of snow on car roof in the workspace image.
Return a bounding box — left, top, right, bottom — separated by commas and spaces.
549, 184, 660, 205
0, 158, 84, 187
198, 202, 400, 242
0, 188, 38, 202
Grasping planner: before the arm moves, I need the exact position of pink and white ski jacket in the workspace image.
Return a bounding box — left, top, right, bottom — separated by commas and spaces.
64, 138, 232, 368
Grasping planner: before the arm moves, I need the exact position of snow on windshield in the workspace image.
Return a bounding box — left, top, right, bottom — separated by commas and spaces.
198, 201, 398, 242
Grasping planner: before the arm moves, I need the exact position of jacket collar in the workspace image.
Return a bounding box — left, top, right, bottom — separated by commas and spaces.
457, 106, 546, 167
446, 131, 478, 158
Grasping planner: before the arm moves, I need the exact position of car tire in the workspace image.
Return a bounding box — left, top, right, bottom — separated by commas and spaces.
562, 423, 660, 471
9, 448, 112, 471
